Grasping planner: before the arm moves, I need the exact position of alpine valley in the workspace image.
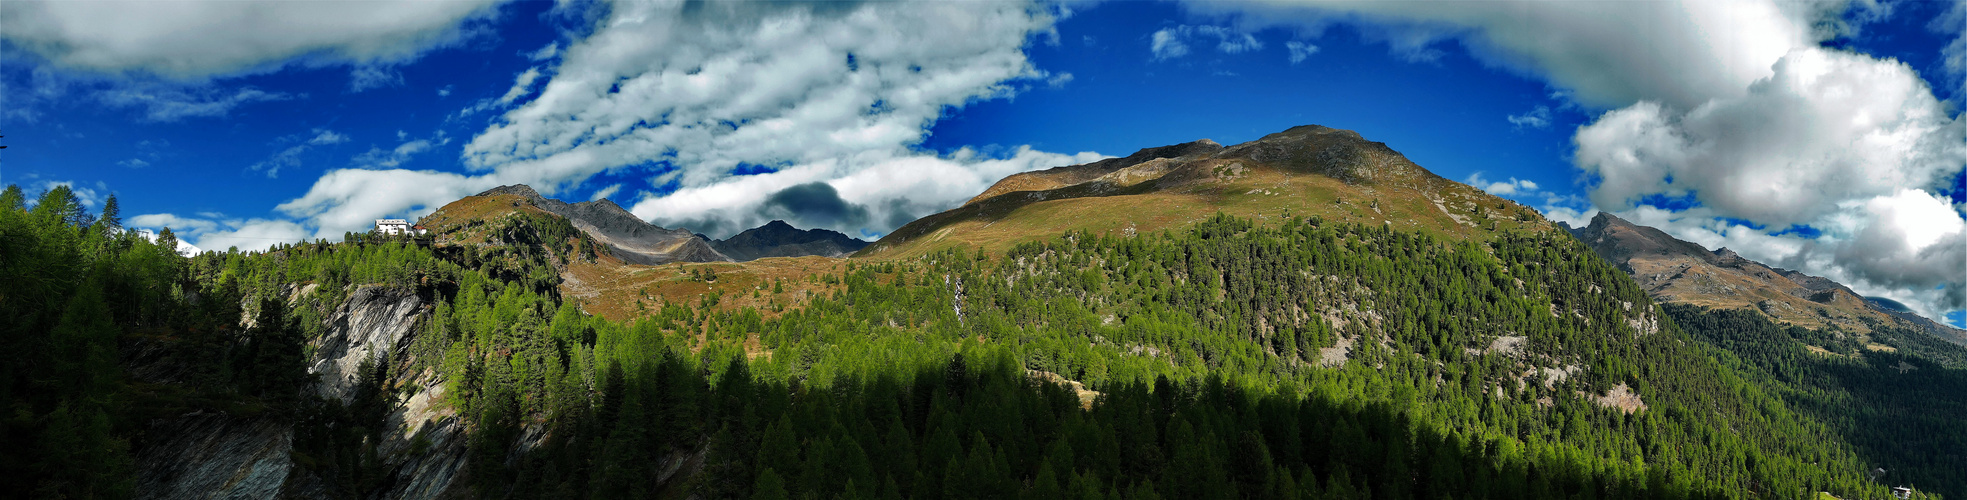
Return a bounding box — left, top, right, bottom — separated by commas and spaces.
5, 125, 1963, 500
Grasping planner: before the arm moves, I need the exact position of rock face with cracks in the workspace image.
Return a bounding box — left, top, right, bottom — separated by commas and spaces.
132, 284, 475, 499
134, 412, 293, 500
309, 285, 424, 401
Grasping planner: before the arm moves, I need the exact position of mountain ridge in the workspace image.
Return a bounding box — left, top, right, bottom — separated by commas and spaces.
1565, 211, 1967, 346
464, 184, 732, 265
861, 123, 1548, 259
706, 219, 869, 261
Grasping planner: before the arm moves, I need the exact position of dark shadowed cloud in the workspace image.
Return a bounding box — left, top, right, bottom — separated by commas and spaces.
757, 182, 871, 233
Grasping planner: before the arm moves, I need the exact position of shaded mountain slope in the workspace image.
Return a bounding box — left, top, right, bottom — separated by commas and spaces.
860, 124, 1552, 259
1565, 211, 1967, 347
707, 220, 869, 261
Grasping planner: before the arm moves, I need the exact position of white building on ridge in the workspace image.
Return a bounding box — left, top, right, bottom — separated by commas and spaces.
375, 219, 425, 236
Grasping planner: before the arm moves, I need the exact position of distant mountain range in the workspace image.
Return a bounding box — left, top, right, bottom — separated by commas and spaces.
423, 185, 864, 264
472, 184, 725, 265
421, 139, 1963, 349
1565, 211, 1967, 346
701, 219, 868, 261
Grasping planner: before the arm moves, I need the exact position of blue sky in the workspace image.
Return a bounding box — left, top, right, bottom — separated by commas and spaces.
2, 0, 1961, 325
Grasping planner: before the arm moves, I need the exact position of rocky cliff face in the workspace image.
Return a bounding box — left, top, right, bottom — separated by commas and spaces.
312, 285, 475, 499
132, 284, 475, 499
135, 412, 293, 500
310, 286, 423, 401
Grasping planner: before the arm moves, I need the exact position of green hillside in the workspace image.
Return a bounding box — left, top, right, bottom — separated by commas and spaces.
3, 119, 1955, 499
860, 125, 1553, 261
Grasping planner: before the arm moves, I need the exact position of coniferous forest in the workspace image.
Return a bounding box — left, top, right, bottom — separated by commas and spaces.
3, 183, 1958, 499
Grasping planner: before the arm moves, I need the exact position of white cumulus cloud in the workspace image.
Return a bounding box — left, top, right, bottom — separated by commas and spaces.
496, 67, 543, 105
128, 212, 310, 253
2, 0, 506, 78
589, 183, 623, 202
1191, 0, 1829, 108
1567, 48, 1966, 321
1574, 48, 1962, 229
1463, 172, 1539, 196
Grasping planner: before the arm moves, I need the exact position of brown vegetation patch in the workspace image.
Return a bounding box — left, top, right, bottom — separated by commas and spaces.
562, 256, 850, 322
1028, 370, 1102, 410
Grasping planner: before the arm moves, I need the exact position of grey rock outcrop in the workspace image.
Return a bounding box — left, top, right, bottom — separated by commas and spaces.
135, 282, 479, 499
310, 285, 424, 401
135, 412, 292, 500
375, 406, 471, 500
309, 285, 477, 498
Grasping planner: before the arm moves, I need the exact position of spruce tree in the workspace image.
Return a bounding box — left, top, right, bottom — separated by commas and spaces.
97, 194, 120, 234
751, 468, 789, 500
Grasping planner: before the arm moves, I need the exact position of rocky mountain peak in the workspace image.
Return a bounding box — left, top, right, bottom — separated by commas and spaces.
1587, 210, 1627, 228
711, 220, 868, 261
475, 184, 544, 200
1568, 211, 1717, 269
1214, 123, 1428, 185
1712, 247, 1746, 264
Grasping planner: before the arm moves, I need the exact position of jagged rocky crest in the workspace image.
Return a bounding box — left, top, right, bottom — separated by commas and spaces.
707, 219, 869, 261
